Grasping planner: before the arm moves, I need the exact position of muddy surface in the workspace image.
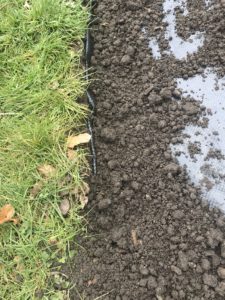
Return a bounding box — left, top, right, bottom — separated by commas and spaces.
69, 0, 225, 299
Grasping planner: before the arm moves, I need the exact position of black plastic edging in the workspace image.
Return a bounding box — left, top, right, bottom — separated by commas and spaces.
84, 0, 97, 175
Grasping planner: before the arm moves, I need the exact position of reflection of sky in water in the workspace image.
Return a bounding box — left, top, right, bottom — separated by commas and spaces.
163, 0, 205, 59
171, 68, 225, 210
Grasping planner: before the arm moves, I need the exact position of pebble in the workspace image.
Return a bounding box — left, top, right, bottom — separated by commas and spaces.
221, 241, 225, 258
216, 281, 225, 296
171, 265, 182, 275
203, 273, 218, 288
172, 210, 184, 220
139, 266, 149, 276
59, 199, 70, 216
172, 89, 181, 99
201, 258, 211, 271
121, 55, 131, 64
164, 163, 181, 175
147, 276, 158, 289
98, 198, 112, 210
217, 267, 225, 279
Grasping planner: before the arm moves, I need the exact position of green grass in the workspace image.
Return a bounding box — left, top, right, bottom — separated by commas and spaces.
0, 1, 90, 299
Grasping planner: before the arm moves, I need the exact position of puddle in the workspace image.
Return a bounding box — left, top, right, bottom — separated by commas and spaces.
171, 68, 225, 210
163, 0, 205, 59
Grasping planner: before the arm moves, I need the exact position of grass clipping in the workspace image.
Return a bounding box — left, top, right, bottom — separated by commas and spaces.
0, 0, 90, 299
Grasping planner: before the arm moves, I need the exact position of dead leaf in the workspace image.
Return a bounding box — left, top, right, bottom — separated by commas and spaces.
0, 204, 18, 225
37, 164, 56, 178
79, 194, 88, 209
30, 181, 43, 198
67, 149, 77, 161
67, 133, 91, 149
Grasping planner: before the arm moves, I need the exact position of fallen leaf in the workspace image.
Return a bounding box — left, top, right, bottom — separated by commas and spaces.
37, 164, 56, 178
0, 204, 17, 225
67, 149, 77, 161
30, 181, 43, 198
59, 199, 70, 216
67, 133, 91, 149
79, 194, 88, 209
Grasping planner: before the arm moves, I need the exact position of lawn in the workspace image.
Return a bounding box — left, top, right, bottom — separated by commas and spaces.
0, 0, 90, 299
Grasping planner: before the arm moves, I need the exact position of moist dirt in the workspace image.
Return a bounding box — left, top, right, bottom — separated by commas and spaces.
67, 1, 225, 299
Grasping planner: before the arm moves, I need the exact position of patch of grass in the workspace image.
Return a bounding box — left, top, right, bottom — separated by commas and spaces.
0, 0, 90, 299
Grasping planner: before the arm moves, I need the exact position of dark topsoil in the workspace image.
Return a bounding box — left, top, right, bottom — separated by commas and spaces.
68, 1, 225, 299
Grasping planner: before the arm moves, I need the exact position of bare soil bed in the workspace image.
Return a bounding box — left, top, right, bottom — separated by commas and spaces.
69, 1, 225, 299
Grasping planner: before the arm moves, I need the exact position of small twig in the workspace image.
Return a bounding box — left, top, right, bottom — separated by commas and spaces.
131, 229, 139, 247
94, 290, 114, 300
0, 112, 17, 116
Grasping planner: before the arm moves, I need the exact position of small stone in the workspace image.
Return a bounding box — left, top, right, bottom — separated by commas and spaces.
158, 120, 167, 129
178, 251, 188, 271
59, 199, 70, 216
171, 265, 182, 275
131, 181, 139, 191
139, 278, 148, 287
221, 241, 225, 258
164, 163, 181, 175
101, 128, 116, 143
203, 273, 217, 288
216, 281, 225, 296
127, 46, 135, 56
108, 160, 118, 170
98, 198, 112, 210
183, 102, 199, 115
148, 93, 162, 106
201, 259, 211, 271
121, 55, 131, 64
160, 88, 172, 100
147, 276, 158, 289
218, 267, 225, 279
172, 89, 181, 99
140, 266, 149, 276
172, 210, 184, 220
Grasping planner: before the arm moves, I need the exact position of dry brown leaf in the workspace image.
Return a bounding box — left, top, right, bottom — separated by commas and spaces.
67, 149, 77, 161
0, 204, 18, 225
79, 194, 88, 209
67, 133, 91, 149
37, 164, 56, 178
30, 181, 43, 198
